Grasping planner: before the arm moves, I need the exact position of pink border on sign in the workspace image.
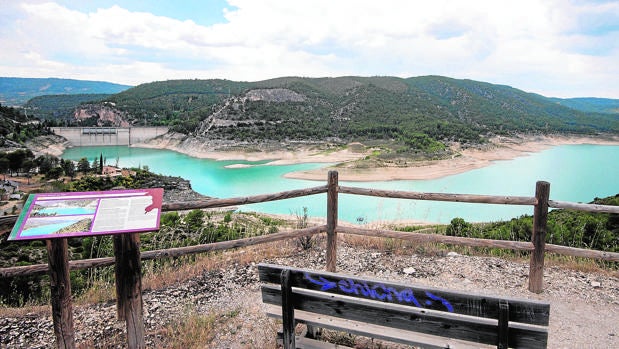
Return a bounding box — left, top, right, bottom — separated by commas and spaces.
8, 189, 163, 241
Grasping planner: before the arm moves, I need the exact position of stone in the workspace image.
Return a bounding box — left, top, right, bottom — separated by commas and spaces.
402, 267, 416, 275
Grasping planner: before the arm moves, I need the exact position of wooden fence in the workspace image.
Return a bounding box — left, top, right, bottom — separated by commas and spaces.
2, 171, 618, 281
1, 171, 619, 348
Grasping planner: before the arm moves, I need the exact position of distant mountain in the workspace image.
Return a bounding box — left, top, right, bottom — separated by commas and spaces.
0, 77, 131, 106
548, 97, 619, 114
24, 94, 111, 121
37, 76, 619, 153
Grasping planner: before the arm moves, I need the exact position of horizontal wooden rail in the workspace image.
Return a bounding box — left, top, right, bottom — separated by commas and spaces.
162, 186, 328, 211
336, 226, 535, 251
549, 200, 619, 214
336, 226, 619, 262
339, 186, 537, 205
0, 225, 326, 278
1, 183, 618, 279
0, 215, 18, 236
544, 243, 619, 261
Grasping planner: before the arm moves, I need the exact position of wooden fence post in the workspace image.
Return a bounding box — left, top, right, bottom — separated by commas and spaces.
326, 171, 338, 272
46, 238, 75, 349
529, 181, 550, 293
113, 234, 125, 321
115, 233, 146, 349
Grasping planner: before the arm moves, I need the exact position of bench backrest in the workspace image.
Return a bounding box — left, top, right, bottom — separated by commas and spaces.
259, 263, 550, 349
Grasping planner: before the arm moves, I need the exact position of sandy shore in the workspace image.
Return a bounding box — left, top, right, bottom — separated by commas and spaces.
136, 133, 619, 182
39, 132, 617, 182
283, 134, 619, 181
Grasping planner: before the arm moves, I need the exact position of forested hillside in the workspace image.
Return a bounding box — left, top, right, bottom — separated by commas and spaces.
549, 97, 619, 114
0, 77, 130, 106
0, 104, 51, 147
106, 79, 248, 131
36, 76, 619, 153
24, 94, 111, 122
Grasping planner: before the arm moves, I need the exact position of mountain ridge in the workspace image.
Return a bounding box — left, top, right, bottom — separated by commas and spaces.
0, 77, 131, 106
2, 76, 618, 154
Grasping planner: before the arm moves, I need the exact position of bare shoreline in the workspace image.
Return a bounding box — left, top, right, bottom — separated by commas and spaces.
31, 133, 618, 182
285, 135, 619, 181
137, 134, 619, 182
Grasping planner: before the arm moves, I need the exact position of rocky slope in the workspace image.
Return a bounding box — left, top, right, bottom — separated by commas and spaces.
74, 103, 130, 127
24, 134, 71, 157
1, 239, 617, 348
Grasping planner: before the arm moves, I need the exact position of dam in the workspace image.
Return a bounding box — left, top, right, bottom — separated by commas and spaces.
51, 127, 169, 146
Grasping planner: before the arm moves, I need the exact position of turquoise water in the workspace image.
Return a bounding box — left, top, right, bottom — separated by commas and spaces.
36, 207, 96, 215
61, 144, 619, 224
21, 221, 78, 237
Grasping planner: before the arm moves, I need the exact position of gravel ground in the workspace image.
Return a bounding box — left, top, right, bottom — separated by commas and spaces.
1, 241, 617, 348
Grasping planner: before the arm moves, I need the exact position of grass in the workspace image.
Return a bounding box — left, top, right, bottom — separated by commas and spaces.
158, 310, 219, 349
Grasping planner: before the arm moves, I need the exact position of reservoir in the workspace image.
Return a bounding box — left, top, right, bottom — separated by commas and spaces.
61, 144, 619, 224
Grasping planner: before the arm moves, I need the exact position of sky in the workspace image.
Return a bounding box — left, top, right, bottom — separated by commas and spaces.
1, 0, 618, 98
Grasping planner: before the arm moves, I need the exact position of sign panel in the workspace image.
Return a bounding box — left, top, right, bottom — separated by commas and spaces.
8, 188, 163, 241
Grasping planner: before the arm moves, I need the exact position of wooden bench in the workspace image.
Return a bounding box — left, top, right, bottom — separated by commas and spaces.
259, 263, 550, 349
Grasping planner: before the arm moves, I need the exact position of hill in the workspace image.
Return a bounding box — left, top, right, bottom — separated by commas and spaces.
24, 94, 111, 122
29, 76, 619, 156
0, 77, 131, 106
0, 104, 51, 148
549, 97, 619, 114
98, 76, 618, 144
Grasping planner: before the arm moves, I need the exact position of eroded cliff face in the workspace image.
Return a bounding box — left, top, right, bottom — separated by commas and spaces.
196, 88, 308, 137
25, 134, 71, 157
245, 88, 305, 102
74, 103, 130, 127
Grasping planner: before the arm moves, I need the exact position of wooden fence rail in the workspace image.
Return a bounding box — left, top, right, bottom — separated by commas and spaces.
161, 185, 328, 211
1, 173, 619, 282
548, 200, 619, 213
0, 225, 326, 278
340, 186, 538, 205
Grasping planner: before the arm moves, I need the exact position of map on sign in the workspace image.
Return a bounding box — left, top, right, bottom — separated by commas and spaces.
8, 189, 163, 241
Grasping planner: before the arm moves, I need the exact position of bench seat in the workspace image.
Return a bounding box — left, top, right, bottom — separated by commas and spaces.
259, 263, 550, 349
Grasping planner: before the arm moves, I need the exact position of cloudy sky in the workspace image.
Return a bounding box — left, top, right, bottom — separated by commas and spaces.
1, 0, 618, 98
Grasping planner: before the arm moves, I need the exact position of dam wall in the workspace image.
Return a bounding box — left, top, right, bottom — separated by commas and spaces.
51, 127, 169, 146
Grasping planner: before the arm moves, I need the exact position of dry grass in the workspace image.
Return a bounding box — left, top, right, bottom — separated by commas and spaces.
73, 239, 298, 306
0, 303, 50, 318
141, 240, 296, 291
75, 281, 116, 305
545, 254, 619, 277
156, 310, 219, 349
339, 233, 449, 257
338, 231, 615, 275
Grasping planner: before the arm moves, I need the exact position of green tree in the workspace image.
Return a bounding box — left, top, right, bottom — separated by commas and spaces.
184, 209, 205, 231
446, 217, 473, 237
46, 166, 63, 180
7, 149, 32, 175
161, 212, 181, 227
35, 155, 57, 175
61, 159, 76, 179
91, 158, 99, 174
0, 156, 8, 180
77, 158, 90, 173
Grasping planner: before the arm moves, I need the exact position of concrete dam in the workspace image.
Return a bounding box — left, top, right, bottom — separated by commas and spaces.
51, 127, 169, 146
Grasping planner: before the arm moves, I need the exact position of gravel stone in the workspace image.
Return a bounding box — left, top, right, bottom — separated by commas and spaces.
1, 243, 617, 348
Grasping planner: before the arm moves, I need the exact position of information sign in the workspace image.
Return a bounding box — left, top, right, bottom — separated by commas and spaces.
8, 188, 163, 241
